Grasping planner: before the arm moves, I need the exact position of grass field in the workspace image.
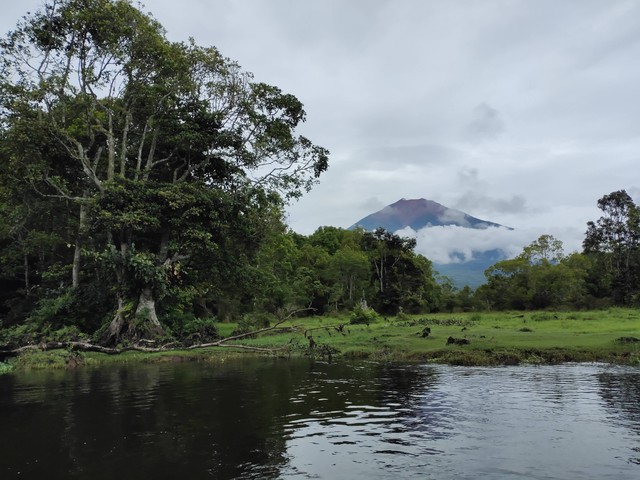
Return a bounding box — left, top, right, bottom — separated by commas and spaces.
2, 308, 640, 372
231, 308, 640, 365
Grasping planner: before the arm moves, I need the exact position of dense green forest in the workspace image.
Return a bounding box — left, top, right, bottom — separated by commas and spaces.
1, 1, 639, 349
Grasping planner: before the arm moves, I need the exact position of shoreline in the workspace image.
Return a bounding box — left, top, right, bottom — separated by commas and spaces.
2, 309, 639, 373
1, 344, 638, 374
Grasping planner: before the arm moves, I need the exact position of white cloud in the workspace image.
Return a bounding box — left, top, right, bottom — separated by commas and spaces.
464, 103, 505, 142
397, 222, 587, 265
439, 209, 471, 227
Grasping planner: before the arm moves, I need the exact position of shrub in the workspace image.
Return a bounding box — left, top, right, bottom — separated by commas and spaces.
45, 325, 88, 342
349, 304, 379, 325
395, 308, 410, 322
0, 324, 40, 346
231, 312, 277, 336
162, 312, 220, 345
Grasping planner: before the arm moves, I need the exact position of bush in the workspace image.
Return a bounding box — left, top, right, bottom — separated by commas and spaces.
230, 312, 276, 336
0, 323, 40, 346
350, 304, 379, 325
162, 312, 219, 345
395, 308, 410, 322
45, 325, 88, 342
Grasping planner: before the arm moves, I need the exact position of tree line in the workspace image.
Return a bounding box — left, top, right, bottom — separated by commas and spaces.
0, 1, 638, 349
448, 190, 640, 312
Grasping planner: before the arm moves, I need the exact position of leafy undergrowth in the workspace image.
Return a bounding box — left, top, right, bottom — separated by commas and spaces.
0, 362, 13, 374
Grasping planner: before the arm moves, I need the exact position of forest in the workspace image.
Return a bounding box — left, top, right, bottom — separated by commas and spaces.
1, 0, 639, 350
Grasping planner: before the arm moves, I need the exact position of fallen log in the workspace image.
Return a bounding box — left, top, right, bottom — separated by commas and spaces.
0, 308, 317, 359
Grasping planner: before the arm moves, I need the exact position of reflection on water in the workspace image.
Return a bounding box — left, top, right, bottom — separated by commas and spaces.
0, 360, 639, 479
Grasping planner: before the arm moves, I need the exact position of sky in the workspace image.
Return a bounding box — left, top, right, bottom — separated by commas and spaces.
3, 0, 640, 264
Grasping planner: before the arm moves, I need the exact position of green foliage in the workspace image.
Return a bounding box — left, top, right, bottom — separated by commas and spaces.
11, 348, 83, 370
45, 325, 87, 342
0, 323, 87, 346
162, 312, 219, 345
231, 312, 277, 336
0, 0, 328, 344
480, 235, 590, 310
27, 288, 83, 328
0, 362, 13, 375
349, 304, 379, 325
0, 323, 40, 346
584, 190, 640, 305
360, 228, 438, 315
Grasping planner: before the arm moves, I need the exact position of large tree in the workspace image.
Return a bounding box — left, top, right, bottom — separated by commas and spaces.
583, 190, 640, 305
0, 0, 328, 344
361, 228, 437, 314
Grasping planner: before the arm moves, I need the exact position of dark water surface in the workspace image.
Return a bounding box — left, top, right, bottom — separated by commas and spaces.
1, 359, 639, 479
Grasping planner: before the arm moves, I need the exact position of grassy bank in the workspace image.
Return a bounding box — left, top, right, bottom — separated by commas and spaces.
2, 309, 639, 373
234, 308, 640, 366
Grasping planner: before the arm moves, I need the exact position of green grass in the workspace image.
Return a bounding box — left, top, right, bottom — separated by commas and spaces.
232, 308, 640, 365
3, 308, 639, 372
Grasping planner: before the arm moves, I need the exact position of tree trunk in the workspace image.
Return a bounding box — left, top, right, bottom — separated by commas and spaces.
72, 196, 87, 288
99, 288, 165, 346
99, 295, 128, 346
71, 190, 88, 288
23, 252, 29, 292
135, 287, 163, 332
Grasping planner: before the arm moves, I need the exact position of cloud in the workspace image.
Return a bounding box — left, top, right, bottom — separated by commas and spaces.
464, 103, 505, 141
457, 166, 480, 185
400, 226, 522, 264
439, 209, 471, 227
454, 192, 528, 216
628, 186, 640, 204
397, 223, 585, 265
359, 196, 385, 212
5, 0, 640, 248
359, 143, 458, 170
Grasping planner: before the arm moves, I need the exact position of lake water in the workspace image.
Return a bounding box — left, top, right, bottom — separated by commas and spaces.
1, 359, 639, 479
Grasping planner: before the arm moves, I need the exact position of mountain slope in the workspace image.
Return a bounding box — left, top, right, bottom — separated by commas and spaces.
350, 198, 508, 231
349, 198, 511, 288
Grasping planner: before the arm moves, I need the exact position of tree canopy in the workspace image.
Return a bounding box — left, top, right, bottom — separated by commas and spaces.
0, 0, 328, 345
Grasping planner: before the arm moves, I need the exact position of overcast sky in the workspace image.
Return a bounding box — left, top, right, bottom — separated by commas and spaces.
3, 0, 640, 262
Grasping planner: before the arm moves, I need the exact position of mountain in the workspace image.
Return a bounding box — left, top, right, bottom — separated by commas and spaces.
349, 198, 512, 288
349, 198, 508, 231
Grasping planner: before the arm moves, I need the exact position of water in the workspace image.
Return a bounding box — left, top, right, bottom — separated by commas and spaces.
0, 360, 639, 479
